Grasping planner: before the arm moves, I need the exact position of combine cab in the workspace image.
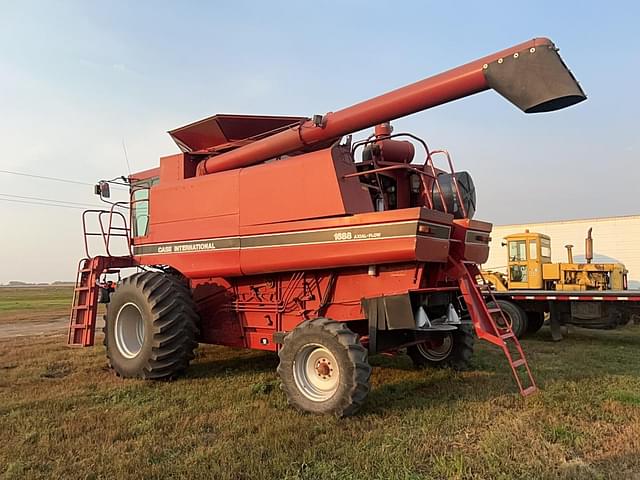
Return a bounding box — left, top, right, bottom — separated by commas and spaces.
69, 38, 585, 416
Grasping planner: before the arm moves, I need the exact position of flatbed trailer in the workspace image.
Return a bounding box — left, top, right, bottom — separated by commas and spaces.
490, 289, 640, 340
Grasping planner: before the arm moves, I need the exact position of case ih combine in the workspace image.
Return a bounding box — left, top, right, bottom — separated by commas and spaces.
69, 38, 585, 416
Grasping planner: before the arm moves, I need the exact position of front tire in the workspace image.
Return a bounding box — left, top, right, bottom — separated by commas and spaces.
104, 272, 199, 379
407, 323, 474, 370
277, 318, 371, 417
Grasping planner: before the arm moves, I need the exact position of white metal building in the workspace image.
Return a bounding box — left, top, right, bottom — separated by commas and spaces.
483, 215, 640, 289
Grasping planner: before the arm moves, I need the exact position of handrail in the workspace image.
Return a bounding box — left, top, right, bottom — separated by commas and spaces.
82, 203, 131, 258
428, 149, 467, 218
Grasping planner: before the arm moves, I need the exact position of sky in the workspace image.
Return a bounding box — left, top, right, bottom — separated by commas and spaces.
0, 0, 638, 283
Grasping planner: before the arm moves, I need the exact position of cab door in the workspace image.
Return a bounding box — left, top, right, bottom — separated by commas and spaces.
507, 238, 543, 289
507, 239, 530, 289
526, 238, 543, 288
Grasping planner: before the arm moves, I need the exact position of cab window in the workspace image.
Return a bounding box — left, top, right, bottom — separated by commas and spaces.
510, 265, 528, 282
131, 177, 158, 237
541, 238, 551, 259
132, 188, 149, 237
529, 240, 537, 260
509, 240, 527, 262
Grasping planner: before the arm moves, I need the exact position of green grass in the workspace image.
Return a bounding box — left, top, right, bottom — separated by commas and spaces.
0, 286, 73, 322
2, 289, 640, 478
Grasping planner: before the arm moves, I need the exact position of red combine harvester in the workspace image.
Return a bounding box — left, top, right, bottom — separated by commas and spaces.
69, 38, 585, 416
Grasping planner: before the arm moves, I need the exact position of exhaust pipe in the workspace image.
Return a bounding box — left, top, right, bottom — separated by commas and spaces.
565, 244, 574, 264
585, 228, 593, 264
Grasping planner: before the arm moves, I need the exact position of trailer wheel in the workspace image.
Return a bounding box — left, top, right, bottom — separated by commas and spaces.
524, 311, 545, 336
277, 318, 371, 417
488, 299, 527, 338
407, 323, 474, 370
104, 272, 199, 379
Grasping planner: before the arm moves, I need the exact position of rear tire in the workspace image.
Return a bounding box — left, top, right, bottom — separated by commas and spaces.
104, 272, 199, 379
488, 299, 528, 338
407, 323, 474, 370
277, 318, 371, 417
524, 311, 545, 336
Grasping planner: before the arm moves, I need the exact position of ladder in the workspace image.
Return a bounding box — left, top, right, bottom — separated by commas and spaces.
68, 256, 133, 346
68, 258, 103, 346
69, 205, 137, 346
452, 258, 537, 397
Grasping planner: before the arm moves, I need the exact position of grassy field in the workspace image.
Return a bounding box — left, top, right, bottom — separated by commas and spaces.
2, 290, 640, 479
0, 286, 74, 323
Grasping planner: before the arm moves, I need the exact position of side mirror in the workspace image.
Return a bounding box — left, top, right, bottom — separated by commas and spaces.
95, 181, 111, 199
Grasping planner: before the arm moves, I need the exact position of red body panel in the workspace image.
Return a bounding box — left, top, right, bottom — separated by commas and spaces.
238, 147, 372, 226
451, 218, 492, 264
134, 198, 454, 278
192, 263, 423, 351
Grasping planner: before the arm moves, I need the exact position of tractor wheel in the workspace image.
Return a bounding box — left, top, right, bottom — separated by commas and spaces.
524, 311, 545, 336
407, 323, 474, 370
104, 271, 199, 379
277, 318, 371, 417
487, 299, 528, 338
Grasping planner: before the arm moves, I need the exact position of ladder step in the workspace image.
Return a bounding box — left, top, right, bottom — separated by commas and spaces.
72, 305, 90, 310
74, 286, 91, 291
69, 324, 87, 329
455, 259, 537, 399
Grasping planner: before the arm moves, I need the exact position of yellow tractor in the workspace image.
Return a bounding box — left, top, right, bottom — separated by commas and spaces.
482, 229, 637, 340
483, 228, 628, 292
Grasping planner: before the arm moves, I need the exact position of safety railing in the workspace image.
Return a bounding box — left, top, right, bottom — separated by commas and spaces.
349, 133, 467, 216
426, 149, 467, 219
82, 202, 131, 258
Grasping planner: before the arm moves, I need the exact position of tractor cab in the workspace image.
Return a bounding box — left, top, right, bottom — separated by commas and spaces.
503, 230, 552, 289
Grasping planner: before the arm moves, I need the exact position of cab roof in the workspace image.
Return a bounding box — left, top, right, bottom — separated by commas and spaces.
504, 230, 551, 241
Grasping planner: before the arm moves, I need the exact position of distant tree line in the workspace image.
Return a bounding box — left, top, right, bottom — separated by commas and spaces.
2, 281, 74, 286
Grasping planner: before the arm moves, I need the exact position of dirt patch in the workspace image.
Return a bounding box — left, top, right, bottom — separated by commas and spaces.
0, 316, 104, 338
0, 286, 105, 337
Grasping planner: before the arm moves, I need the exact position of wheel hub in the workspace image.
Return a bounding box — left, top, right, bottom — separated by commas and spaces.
416, 334, 454, 361
315, 358, 333, 378
114, 302, 145, 359
293, 344, 340, 402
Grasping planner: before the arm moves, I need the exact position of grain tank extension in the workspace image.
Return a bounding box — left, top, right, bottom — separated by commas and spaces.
69, 38, 585, 416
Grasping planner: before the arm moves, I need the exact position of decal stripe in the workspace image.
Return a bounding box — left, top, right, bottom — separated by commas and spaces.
132, 220, 450, 256
133, 237, 239, 256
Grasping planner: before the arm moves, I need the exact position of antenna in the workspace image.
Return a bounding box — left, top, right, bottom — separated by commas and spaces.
122, 139, 132, 175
